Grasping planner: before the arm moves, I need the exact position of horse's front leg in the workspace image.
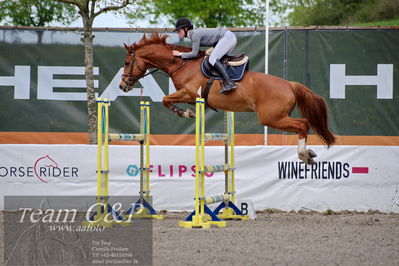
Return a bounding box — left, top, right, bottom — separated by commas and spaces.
163, 88, 197, 118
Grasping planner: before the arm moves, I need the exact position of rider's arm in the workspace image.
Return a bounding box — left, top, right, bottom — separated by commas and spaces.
180, 31, 200, 59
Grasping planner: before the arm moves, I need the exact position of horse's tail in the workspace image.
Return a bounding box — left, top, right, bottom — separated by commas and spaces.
291, 82, 335, 147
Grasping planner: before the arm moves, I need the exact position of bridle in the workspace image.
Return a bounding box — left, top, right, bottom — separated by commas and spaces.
121, 47, 191, 87
121, 49, 159, 86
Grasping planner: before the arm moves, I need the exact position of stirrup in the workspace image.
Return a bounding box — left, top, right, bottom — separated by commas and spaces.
219, 82, 237, 94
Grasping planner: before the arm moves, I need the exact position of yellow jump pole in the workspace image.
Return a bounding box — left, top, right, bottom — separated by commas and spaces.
179, 98, 208, 228
230, 112, 236, 204
217, 111, 236, 218
104, 98, 110, 215
144, 101, 150, 204
199, 97, 206, 222
102, 99, 130, 226
179, 98, 226, 228
143, 101, 164, 219
83, 98, 116, 228
193, 97, 204, 226
96, 98, 104, 220
225, 112, 230, 204
126, 101, 163, 220
139, 102, 145, 203
215, 111, 249, 221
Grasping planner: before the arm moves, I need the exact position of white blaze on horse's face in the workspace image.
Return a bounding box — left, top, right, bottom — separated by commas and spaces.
119, 44, 133, 92
121, 53, 134, 92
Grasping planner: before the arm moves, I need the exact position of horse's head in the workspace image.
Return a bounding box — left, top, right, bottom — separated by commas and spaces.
119, 43, 148, 92
119, 33, 173, 92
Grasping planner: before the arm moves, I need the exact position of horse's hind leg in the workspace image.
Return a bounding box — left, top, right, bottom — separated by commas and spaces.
259, 115, 317, 165
297, 138, 317, 165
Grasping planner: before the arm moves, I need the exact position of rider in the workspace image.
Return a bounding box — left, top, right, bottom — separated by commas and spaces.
172, 17, 237, 94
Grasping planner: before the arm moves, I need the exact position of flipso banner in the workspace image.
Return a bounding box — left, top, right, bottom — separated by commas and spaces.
0, 144, 398, 213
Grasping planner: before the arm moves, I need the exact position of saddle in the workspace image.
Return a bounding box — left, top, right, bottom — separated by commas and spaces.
199, 48, 249, 111
201, 47, 249, 81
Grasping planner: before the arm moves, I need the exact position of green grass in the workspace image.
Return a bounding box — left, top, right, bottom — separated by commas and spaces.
351, 17, 399, 26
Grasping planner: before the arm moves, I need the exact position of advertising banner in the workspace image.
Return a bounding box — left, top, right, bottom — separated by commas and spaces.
1, 144, 398, 213
0, 27, 398, 145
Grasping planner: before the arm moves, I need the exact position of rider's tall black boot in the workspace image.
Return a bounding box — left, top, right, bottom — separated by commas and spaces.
213, 59, 237, 94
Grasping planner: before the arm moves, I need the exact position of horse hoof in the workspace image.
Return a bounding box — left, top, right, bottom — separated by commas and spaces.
307, 157, 316, 165
184, 109, 195, 118
298, 149, 317, 165
308, 149, 317, 158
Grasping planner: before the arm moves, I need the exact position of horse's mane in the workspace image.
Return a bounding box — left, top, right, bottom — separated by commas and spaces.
132, 32, 205, 56
132, 32, 169, 49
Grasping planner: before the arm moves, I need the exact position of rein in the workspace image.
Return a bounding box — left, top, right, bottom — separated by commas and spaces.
121, 48, 191, 86
168, 59, 191, 76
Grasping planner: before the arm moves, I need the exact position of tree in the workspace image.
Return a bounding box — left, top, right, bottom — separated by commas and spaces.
56, 0, 136, 144
286, 0, 368, 26
126, 0, 266, 28
0, 0, 78, 43
270, 0, 399, 26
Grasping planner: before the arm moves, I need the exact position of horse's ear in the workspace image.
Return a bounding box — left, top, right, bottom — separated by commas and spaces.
123, 43, 130, 50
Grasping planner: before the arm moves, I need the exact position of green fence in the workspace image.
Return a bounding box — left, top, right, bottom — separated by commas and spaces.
0, 27, 398, 140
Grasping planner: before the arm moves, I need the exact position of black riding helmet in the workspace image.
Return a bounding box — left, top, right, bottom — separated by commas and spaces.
174, 17, 193, 33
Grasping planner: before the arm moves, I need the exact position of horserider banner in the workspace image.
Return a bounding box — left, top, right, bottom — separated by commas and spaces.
0, 27, 398, 145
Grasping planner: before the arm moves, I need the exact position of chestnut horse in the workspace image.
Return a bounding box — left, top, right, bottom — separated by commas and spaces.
119, 33, 335, 164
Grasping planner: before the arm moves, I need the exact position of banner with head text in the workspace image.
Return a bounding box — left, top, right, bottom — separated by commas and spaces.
0, 27, 398, 145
